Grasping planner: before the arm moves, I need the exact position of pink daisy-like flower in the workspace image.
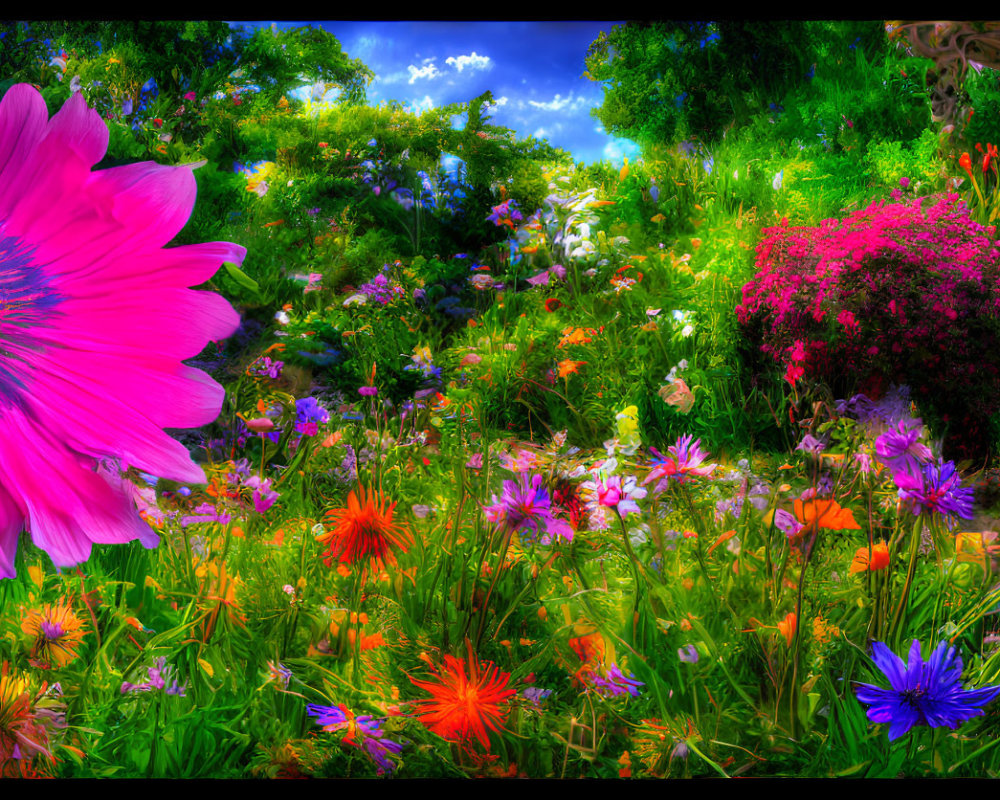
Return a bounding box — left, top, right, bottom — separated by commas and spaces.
0, 85, 242, 577
581, 468, 647, 522
643, 435, 717, 487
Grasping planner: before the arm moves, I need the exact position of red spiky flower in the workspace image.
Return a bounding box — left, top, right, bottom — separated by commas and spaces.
410, 641, 516, 751
319, 485, 413, 576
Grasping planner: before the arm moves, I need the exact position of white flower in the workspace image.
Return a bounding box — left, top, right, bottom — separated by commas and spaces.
274, 310, 290, 325
681, 325, 694, 337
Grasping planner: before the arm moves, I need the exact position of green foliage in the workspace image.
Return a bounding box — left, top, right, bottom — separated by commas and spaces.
7, 17, 1000, 780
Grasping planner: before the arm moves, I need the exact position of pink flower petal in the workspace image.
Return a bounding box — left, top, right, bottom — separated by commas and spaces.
0, 84, 242, 576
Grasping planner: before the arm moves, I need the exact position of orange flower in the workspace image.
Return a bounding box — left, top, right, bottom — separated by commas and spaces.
849, 541, 890, 573
557, 359, 586, 378
558, 326, 593, 347
791, 497, 860, 544
777, 612, 797, 647
409, 641, 516, 751
318, 485, 413, 575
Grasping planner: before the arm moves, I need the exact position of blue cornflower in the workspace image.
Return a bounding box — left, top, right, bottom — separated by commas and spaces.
856, 639, 1000, 740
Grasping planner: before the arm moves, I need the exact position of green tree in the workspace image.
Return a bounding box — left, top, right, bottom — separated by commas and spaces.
584, 20, 885, 148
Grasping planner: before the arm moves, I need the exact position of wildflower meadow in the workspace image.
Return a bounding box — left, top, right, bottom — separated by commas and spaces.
7, 19, 1000, 779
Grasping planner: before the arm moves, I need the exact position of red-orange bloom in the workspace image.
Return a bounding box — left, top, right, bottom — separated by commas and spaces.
319, 485, 413, 574
960, 151, 974, 180
790, 497, 861, 545
777, 612, 797, 647
410, 642, 516, 751
849, 541, 890, 573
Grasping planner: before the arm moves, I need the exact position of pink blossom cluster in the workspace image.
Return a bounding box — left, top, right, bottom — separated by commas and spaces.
737, 194, 1000, 457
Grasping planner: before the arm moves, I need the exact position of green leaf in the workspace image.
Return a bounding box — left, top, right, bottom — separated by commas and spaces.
222, 261, 261, 296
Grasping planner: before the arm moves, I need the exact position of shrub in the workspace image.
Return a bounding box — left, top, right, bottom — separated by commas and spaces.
737, 193, 1000, 460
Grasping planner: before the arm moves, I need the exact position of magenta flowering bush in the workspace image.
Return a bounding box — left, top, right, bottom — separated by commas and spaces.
737, 194, 1000, 458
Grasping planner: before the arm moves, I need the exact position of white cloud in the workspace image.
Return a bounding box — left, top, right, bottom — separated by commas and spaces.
407, 95, 436, 114
534, 127, 548, 139
484, 96, 508, 114
528, 92, 589, 113
445, 52, 491, 72
408, 63, 441, 84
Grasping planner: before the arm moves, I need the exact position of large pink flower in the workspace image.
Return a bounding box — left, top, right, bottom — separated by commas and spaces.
0, 85, 242, 577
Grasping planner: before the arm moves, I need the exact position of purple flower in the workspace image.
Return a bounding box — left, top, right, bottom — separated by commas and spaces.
251, 356, 284, 380
245, 475, 279, 515
485, 473, 574, 544
774, 508, 804, 539
295, 396, 329, 434
678, 645, 699, 663
523, 687, 553, 706
856, 639, 1000, 740
796, 433, 826, 454
589, 663, 644, 698
180, 502, 231, 527
359, 386, 378, 397
122, 657, 186, 696
895, 458, 975, 527
875, 418, 932, 481
307, 704, 404, 776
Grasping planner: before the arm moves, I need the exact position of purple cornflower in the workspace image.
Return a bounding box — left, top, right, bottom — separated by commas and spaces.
895, 458, 975, 527
875, 417, 932, 481
856, 639, 1000, 740
589, 663, 644, 698
307, 704, 404, 776
484, 473, 574, 544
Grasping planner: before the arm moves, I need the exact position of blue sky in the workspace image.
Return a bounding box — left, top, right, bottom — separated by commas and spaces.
237, 21, 641, 166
